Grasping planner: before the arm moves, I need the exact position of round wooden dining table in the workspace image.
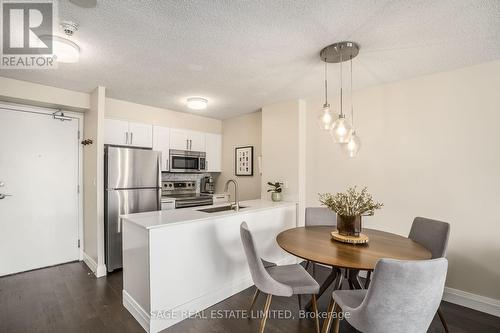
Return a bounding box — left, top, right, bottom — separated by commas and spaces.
276, 226, 432, 306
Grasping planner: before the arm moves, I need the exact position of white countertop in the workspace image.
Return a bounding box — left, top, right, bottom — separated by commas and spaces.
121, 199, 297, 230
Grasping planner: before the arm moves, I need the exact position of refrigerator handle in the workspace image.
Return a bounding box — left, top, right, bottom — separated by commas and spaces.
157, 154, 162, 209
117, 218, 121, 233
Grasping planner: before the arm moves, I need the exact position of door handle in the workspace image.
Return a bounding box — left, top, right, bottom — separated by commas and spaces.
0, 193, 13, 199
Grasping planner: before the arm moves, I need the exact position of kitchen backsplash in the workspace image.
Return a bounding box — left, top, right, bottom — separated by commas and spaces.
161, 173, 219, 192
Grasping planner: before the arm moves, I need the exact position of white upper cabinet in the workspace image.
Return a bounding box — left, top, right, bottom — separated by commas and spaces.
170, 129, 205, 151
205, 133, 222, 172
104, 119, 129, 146
189, 131, 205, 152
128, 122, 153, 148
152, 126, 170, 172
104, 119, 153, 148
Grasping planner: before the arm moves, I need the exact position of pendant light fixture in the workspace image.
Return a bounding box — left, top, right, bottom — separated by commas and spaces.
342, 55, 361, 157
319, 41, 359, 144
317, 61, 333, 130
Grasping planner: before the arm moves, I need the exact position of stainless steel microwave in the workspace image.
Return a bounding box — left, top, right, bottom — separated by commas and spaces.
169, 149, 207, 173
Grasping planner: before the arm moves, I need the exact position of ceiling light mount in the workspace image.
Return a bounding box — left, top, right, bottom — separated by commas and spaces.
320, 41, 359, 63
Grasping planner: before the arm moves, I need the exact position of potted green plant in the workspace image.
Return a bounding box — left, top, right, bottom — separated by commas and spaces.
319, 186, 383, 237
267, 181, 283, 202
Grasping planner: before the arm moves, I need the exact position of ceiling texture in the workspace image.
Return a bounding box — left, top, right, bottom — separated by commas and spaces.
1, 0, 500, 119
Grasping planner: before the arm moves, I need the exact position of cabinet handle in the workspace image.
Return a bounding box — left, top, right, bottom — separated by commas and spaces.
186, 139, 189, 150
130, 132, 133, 145
166, 158, 169, 171
190, 139, 192, 150
125, 132, 129, 144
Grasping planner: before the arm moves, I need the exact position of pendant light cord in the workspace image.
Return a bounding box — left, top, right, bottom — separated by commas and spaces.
340, 53, 343, 116
350, 55, 354, 128
324, 60, 328, 105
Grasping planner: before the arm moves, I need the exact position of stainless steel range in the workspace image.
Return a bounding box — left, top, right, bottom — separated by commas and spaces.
162, 180, 213, 209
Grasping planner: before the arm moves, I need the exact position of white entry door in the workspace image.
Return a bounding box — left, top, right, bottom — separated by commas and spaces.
0, 107, 80, 276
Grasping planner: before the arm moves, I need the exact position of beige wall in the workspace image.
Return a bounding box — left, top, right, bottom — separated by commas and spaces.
305, 60, 500, 300
82, 86, 106, 276
217, 111, 262, 200
105, 98, 221, 134
0, 76, 89, 111
261, 99, 306, 225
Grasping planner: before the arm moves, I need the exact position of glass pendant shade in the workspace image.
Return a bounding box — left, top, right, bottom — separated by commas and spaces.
329, 114, 352, 143
342, 130, 361, 157
317, 104, 333, 130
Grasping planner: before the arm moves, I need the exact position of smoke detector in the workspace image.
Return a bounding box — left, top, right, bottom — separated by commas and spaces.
60, 21, 79, 36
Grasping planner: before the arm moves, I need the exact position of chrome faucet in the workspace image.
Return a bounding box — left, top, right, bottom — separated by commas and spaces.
224, 179, 240, 212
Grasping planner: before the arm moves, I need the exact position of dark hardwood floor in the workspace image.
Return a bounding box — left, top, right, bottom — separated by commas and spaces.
1, 262, 499, 333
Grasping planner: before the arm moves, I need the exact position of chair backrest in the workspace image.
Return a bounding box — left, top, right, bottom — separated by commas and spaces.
240, 222, 293, 297
305, 207, 337, 227
353, 258, 448, 333
409, 217, 450, 258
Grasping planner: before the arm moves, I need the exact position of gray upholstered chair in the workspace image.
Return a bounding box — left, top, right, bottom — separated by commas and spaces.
322, 258, 448, 333
409, 216, 451, 333
240, 222, 321, 333
304, 207, 337, 276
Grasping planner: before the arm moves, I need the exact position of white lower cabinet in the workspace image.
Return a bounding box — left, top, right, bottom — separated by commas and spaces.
152, 126, 170, 171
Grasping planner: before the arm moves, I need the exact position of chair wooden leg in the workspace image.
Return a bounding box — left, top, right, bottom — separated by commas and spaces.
305, 260, 310, 271
249, 288, 260, 311
332, 304, 341, 333
321, 298, 335, 333
297, 294, 302, 310
311, 294, 320, 333
312, 263, 316, 277
259, 294, 273, 333
437, 307, 450, 333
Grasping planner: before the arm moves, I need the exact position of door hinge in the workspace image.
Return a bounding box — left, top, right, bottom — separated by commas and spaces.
78, 239, 81, 248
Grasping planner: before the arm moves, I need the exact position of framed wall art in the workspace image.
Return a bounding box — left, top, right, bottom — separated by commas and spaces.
235, 146, 254, 176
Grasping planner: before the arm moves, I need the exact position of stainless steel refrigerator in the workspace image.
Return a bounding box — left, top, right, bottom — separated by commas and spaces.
104, 145, 161, 272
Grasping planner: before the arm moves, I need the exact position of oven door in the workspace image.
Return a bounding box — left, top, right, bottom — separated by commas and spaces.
170, 154, 200, 172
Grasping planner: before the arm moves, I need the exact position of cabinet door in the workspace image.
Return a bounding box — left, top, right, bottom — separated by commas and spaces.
153, 126, 170, 171
170, 129, 190, 150
189, 130, 206, 152
205, 133, 221, 172
104, 119, 129, 145
128, 122, 153, 148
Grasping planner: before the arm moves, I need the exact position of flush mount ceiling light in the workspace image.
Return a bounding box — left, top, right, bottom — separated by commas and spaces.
187, 97, 208, 110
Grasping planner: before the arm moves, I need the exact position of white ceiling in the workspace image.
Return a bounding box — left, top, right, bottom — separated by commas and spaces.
1, 0, 500, 119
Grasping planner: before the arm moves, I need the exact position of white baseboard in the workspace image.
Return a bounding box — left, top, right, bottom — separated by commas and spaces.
82, 252, 97, 274
123, 290, 150, 333
82, 252, 107, 278
443, 287, 500, 317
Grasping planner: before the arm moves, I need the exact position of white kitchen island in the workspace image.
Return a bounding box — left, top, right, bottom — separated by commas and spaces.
121, 199, 298, 333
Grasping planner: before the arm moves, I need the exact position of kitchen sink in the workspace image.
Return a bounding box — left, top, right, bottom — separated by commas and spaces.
198, 205, 246, 213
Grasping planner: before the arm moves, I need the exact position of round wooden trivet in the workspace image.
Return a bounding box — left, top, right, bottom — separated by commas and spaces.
331, 231, 369, 244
